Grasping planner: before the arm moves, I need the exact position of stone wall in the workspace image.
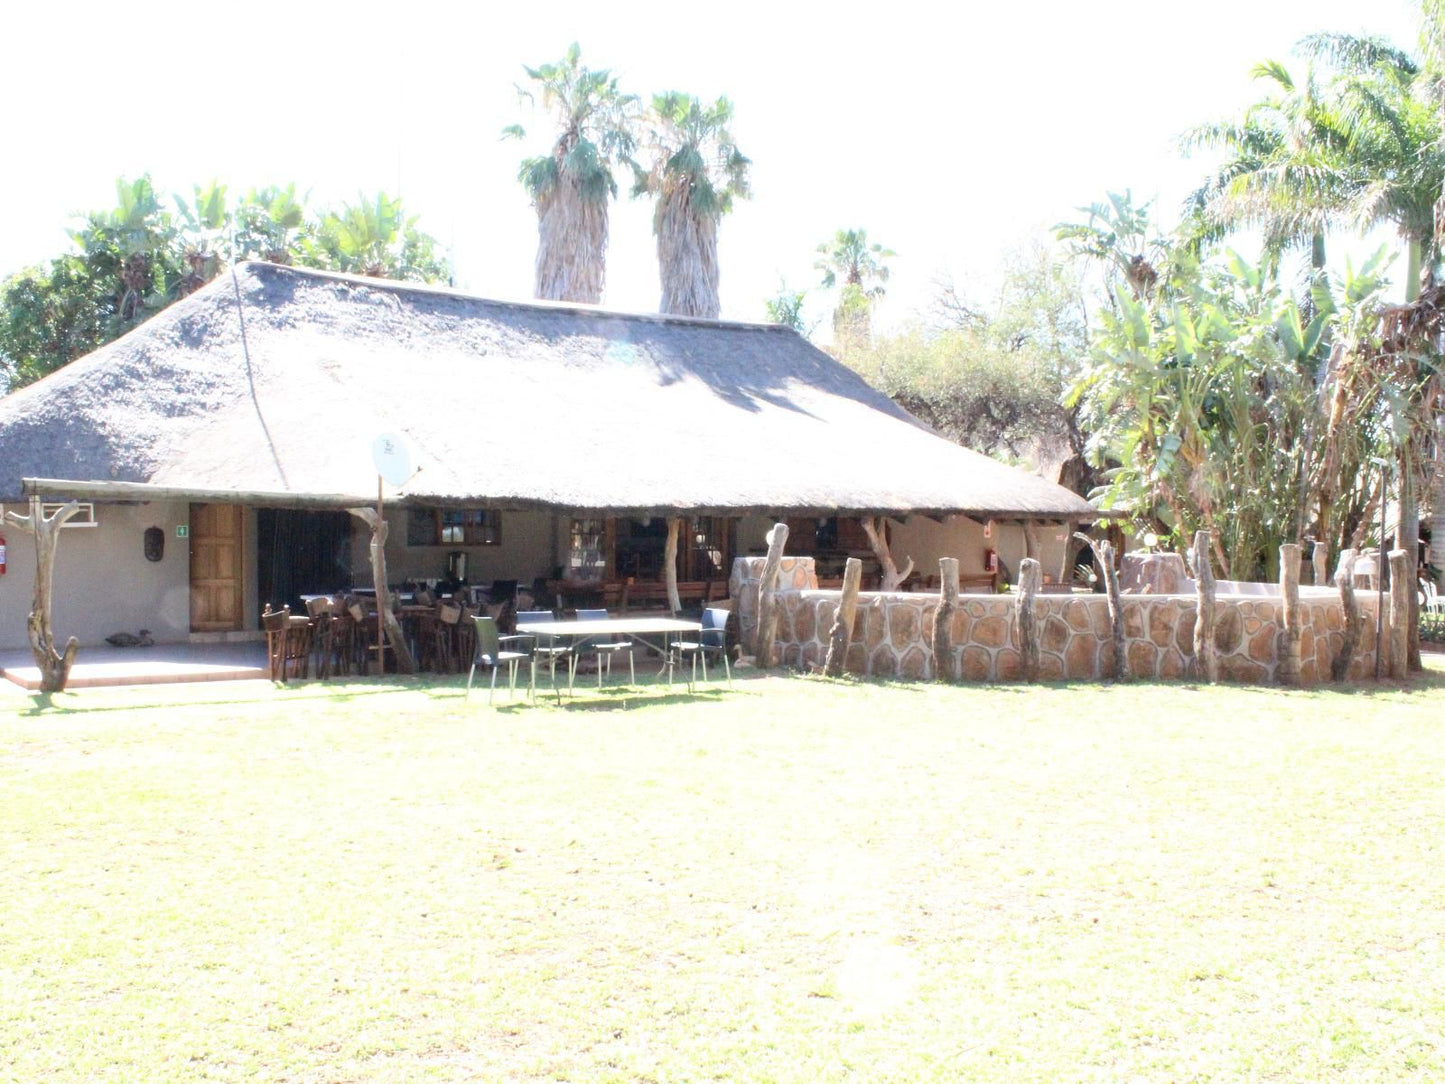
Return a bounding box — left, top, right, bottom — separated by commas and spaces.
732, 556, 1383, 685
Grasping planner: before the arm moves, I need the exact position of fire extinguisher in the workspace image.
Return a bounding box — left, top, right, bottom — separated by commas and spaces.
0, 533, 7, 576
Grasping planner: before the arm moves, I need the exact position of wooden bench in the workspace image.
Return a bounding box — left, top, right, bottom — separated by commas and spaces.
550, 578, 725, 614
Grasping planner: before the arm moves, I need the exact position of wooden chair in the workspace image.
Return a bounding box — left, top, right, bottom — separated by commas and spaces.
262, 605, 311, 682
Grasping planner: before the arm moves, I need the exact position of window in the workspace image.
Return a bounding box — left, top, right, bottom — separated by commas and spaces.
406, 507, 502, 547
567, 518, 612, 581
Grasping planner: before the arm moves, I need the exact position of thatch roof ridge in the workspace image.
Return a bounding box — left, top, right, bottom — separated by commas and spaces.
231, 260, 797, 335
0, 262, 1106, 521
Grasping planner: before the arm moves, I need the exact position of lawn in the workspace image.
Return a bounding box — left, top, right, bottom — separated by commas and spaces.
3, 666, 1444, 1082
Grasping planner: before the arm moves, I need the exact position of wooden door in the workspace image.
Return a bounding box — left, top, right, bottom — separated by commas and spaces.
190, 503, 244, 631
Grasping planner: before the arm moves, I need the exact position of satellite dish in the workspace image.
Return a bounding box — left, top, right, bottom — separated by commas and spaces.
371, 433, 413, 487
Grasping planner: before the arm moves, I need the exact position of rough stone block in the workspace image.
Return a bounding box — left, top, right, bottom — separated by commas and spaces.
1065, 599, 1093, 632
1124, 605, 1145, 639
1247, 625, 1275, 665
1042, 615, 1070, 653
1158, 649, 1184, 680
871, 649, 897, 679
899, 646, 928, 680
961, 645, 992, 681
1214, 606, 1243, 654
891, 603, 922, 650
996, 648, 1021, 681
845, 642, 867, 675
1127, 640, 1158, 677
1064, 635, 1098, 679
795, 603, 816, 644
973, 615, 1009, 649
1149, 604, 1176, 648
950, 610, 972, 644
1039, 653, 1065, 681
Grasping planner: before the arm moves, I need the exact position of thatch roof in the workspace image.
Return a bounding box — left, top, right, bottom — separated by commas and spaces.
0, 262, 1104, 521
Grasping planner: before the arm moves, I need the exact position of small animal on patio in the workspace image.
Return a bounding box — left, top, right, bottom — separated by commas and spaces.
104, 629, 154, 647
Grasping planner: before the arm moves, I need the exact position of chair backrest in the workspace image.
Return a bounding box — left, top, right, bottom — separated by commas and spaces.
472, 614, 501, 662
701, 606, 729, 648
262, 605, 290, 632
517, 610, 559, 648
304, 596, 334, 619
489, 580, 519, 604
576, 608, 609, 621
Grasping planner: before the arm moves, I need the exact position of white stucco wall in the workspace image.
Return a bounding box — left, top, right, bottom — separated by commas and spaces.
0, 501, 192, 650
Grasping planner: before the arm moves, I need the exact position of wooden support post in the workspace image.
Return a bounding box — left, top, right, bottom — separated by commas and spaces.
4, 497, 82, 693
1096, 538, 1128, 682
859, 516, 913, 591
664, 517, 682, 615
931, 557, 960, 681
1332, 549, 1360, 682
755, 522, 790, 669
1023, 521, 1042, 564
1016, 558, 1041, 682
822, 556, 862, 678
347, 506, 416, 674
1193, 530, 1218, 684
1278, 542, 1302, 686
1388, 549, 1410, 681
1312, 541, 1329, 587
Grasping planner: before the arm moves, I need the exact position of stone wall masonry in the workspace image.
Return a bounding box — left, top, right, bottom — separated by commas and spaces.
730, 557, 1382, 684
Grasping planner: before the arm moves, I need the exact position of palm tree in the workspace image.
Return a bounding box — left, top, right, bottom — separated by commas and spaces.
815, 228, 895, 349
1181, 60, 1355, 277
503, 43, 637, 305
633, 93, 750, 318
312, 192, 447, 282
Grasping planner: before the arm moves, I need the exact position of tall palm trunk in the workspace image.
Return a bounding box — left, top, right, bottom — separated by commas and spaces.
656, 183, 719, 318
534, 177, 608, 304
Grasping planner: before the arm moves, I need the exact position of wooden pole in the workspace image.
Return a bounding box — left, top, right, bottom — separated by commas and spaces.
1193, 530, 1218, 684
931, 557, 960, 681
347, 505, 416, 674
755, 522, 790, 668
376, 477, 385, 673
1312, 541, 1329, 587
1388, 549, 1410, 680
1016, 557, 1042, 682
823, 556, 862, 677
1332, 549, 1360, 682
4, 497, 82, 693
664, 517, 682, 615
1278, 542, 1302, 686
1097, 538, 1128, 682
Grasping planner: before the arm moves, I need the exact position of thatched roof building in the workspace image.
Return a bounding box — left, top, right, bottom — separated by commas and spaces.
0, 262, 1100, 521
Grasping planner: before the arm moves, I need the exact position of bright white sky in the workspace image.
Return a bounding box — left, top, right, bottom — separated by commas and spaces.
0, 0, 1424, 335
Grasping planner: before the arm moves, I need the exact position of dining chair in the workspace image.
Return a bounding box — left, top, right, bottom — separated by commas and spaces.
575, 608, 635, 687
672, 606, 732, 692
516, 609, 574, 703
465, 615, 534, 705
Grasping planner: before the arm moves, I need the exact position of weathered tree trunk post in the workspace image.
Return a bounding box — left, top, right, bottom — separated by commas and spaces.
755, 522, 790, 669
664, 517, 682, 615
822, 556, 862, 677
1096, 538, 1128, 682
1023, 521, 1042, 564
1332, 549, 1360, 682
931, 557, 960, 681
4, 497, 82, 693
347, 507, 416, 674
1190, 530, 1218, 683
858, 516, 913, 591
1015, 558, 1042, 682
1278, 542, 1302, 686
1312, 541, 1329, 587
1388, 549, 1410, 681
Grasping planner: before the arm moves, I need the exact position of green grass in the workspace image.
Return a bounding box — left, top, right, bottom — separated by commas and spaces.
4, 666, 1445, 1082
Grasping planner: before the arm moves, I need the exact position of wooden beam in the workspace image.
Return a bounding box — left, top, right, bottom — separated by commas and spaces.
755, 522, 790, 668
1097, 538, 1128, 682
931, 557, 959, 681
347, 506, 416, 674
664, 517, 682, 616
4, 497, 82, 692
1331, 549, 1360, 681
1016, 558, 1041, 682
1278, 542, 1302, 686
1193, 530, 1218, 684
823, 557, 862, 678
859, 516, 913, 591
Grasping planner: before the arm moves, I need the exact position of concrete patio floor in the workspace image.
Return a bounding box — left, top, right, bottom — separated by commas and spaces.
0, 641, 270, 691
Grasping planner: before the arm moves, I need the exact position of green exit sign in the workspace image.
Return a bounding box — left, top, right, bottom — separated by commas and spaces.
175, 525, 189, 538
